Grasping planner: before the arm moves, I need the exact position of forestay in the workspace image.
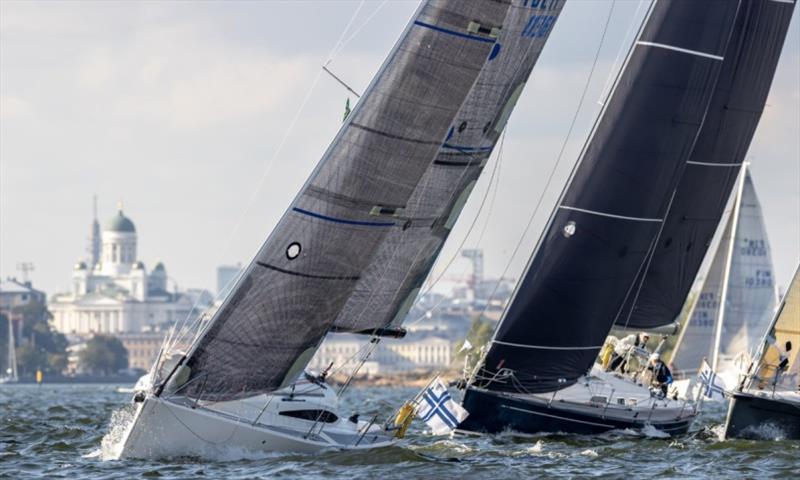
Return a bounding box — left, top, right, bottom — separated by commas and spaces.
332, 0, 566, 334
180, 0, 511, 401
615, 0, 796, 331
746, 265, 800, 393
479, 0, 742, 394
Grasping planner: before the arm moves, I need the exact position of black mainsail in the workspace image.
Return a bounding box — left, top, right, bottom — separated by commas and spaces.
180, 1, 512, 400
476, 0, 744, 394
616, 0, 796, 331
331, 0, 566, 335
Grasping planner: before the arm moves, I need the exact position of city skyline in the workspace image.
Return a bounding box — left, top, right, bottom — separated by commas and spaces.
2, 1, 799, 296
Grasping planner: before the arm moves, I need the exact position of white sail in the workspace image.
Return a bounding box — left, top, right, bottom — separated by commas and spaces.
671, 209, 734, 376
671, 168, 778, 378
716, 170, 778, 371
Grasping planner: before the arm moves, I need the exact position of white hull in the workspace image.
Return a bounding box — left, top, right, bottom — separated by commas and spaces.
119, 379, 396, 459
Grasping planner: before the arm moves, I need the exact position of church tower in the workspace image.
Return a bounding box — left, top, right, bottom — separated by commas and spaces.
100, 202, 138, 276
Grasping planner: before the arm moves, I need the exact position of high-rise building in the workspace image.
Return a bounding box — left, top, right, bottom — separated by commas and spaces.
216, 264, 242, 299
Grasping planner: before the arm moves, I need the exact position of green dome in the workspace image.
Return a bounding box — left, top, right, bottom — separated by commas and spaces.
106, 210, 136, 233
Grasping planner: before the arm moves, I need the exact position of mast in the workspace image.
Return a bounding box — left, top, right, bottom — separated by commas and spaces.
711, 165, 746, 372
6, 319, 17, 381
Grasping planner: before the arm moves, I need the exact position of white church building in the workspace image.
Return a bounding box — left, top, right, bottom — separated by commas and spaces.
50, 203, 197, 335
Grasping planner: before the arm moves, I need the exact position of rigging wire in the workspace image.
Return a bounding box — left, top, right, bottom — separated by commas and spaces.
596, 0, 647, 105
467, 0, 620, 362
160, 0, 378, 358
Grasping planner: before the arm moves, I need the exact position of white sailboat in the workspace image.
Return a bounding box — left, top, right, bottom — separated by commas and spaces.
117, 0, 561, 458
0, 317, 18, 384
671, 167, 778, 397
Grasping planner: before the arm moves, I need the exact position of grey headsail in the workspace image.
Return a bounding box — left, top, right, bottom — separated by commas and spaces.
475, 0, 743, 394
331, 0, 566, 335
179, 0, 511, 401
615, 0, 795, 331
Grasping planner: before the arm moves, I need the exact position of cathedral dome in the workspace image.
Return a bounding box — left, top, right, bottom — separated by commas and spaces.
106, 209, 136, 233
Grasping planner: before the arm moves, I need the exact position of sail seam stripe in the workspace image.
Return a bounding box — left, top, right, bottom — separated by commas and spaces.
636, 41, 724, 61
292, 207, 395, 227
558, 206, 663, 223
412, 20, 496, 44
441, 143, 494, 152
768, 0, 794, 4
686, 161, 743, 167
492, 340, 603, 350
349, 122, 440, 146
255, 261, 360, 281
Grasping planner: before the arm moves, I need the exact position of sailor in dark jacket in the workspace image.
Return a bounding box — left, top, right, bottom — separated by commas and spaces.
647, 353, 673, 397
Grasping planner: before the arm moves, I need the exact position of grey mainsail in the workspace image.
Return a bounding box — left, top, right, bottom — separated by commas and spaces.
179, 1, 511, 401
332, 0, 565, 334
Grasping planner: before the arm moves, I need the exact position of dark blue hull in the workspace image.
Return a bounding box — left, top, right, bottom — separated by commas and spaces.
723, 391, 800, 440
458, 388, 694, 437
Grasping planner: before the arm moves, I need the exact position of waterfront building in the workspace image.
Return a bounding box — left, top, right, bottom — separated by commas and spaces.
117, 330, 168, 371
309, 332, 453, 375
50, 203, 199, 335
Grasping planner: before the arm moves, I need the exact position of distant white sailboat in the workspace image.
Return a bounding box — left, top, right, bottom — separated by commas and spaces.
1, 317, 18, 384
671, 167, 778, 397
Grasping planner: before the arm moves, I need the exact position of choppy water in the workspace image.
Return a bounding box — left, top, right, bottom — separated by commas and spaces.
0, 384, 797, 479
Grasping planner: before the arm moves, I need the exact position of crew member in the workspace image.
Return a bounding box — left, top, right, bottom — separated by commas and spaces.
608, 332, 650, 373
647, 353, 673, 397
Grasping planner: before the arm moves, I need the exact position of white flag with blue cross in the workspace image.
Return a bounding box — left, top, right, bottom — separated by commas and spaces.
414, 376, 469, 435
698, 359, 727, 399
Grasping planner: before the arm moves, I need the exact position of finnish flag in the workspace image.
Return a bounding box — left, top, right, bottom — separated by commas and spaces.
698, 360, 727, 399
416, 377, 469, 435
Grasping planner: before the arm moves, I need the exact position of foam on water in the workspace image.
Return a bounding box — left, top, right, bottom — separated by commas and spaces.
640, 424, 670, 439
739, 422, 787, 441
98, 405, 137, 460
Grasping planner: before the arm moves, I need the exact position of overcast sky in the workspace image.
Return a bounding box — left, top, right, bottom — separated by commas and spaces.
2, 0, 798, 299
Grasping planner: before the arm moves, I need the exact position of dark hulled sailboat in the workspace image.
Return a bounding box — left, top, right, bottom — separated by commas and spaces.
458, 0, 796, 436
724, 265, 800, 440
